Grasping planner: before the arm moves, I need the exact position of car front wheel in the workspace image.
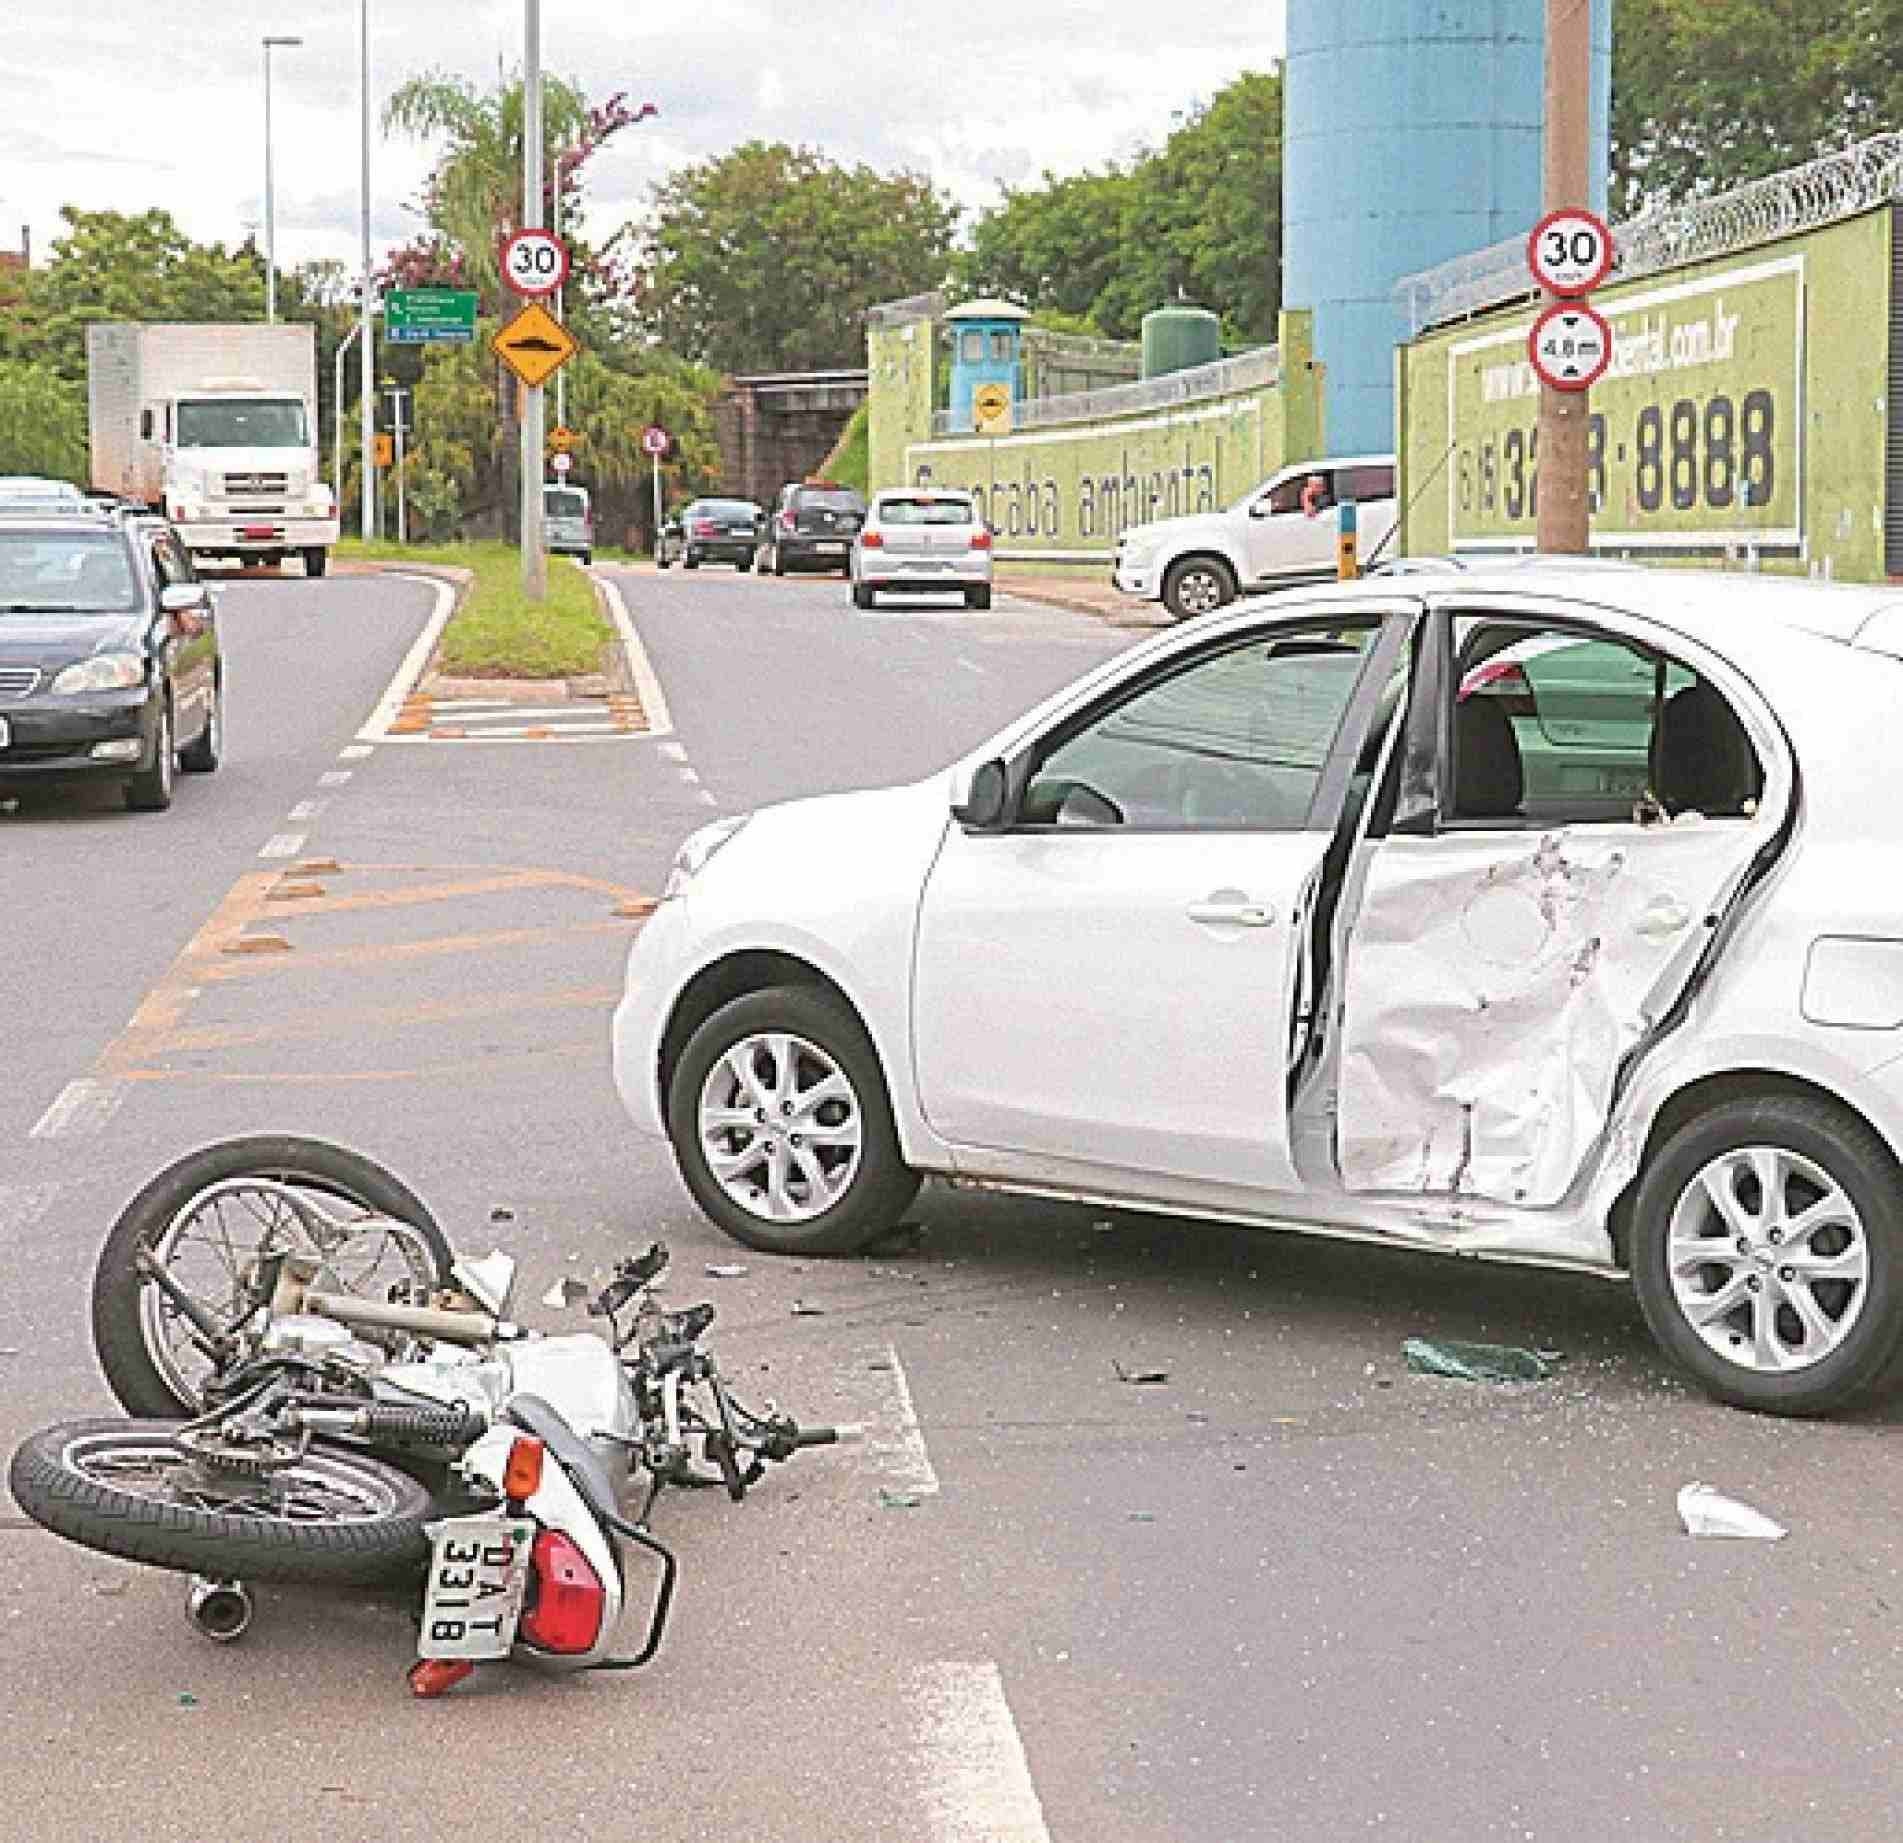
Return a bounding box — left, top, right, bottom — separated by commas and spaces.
1161, 555, 1235, 621
667, 985, 920, 1255
125, 702, 174, 812
1630, 1095, 1903, 1415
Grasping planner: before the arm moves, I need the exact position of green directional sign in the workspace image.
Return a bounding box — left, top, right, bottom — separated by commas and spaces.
386, 288, 479, 345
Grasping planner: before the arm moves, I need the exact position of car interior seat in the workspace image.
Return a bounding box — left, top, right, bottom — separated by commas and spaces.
1451, 693, 1525, 822
1650, 681, 1763, 817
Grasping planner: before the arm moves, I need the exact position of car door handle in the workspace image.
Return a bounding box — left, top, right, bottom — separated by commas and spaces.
1186, 898, 1275, 928
1635, 897, 1693, 941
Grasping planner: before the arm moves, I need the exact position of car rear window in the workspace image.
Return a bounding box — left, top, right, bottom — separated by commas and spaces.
544, 490, 588, 518
878, 497, 973, 526
798, 490, 865, 513
699, 501, 759, 518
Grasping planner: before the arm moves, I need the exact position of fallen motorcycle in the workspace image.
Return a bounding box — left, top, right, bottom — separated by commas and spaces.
8, 1136, 857, 1697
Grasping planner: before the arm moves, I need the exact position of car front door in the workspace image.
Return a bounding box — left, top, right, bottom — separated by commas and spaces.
913, 610, 1412, 1195
1333, 599, 1785, 1208
147, 530, 213, 735
1242, 468, 1337, 584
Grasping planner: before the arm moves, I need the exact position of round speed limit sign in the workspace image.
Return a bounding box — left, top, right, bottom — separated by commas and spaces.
1528, 301, 1613, 392
501, 228, 570, 298
1527, 208, 1613, 298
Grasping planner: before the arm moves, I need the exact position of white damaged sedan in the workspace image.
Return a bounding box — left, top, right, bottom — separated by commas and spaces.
614, 563, 1903, 1415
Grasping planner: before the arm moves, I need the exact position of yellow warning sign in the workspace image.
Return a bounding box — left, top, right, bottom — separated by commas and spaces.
373, 432, 394, 468
548, 424, 579, 452
972, 382, 1013, 435
493, 301, 580, 390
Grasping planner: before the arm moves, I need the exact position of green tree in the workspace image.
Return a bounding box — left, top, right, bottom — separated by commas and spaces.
954, 170, 1130, 330
633, 142, 959, 373
1611, 0, 1903, 214
0, 362, 87, 479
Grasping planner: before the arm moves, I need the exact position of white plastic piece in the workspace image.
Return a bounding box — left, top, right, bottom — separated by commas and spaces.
1677, 1482, 1788, 1541
452, 1250, 518, 1317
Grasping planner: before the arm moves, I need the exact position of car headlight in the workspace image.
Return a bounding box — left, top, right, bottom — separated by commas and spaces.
660, 814, 752, 901
51, 652, 146, 695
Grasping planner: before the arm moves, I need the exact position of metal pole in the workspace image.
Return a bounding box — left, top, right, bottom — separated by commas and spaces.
1535, 0, 1593, 554
333, 318, 362, 504
553, 165, 565, 432
651, 451, 661, 554
358, 0, 377, 544
520, 0, 547, 599
264, 42, 275, 322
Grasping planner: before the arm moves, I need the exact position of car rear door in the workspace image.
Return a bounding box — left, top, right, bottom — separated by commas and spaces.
913, 608, 1414, 1194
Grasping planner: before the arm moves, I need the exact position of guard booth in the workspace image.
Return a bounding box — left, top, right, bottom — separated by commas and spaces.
945, 299, 1027, 432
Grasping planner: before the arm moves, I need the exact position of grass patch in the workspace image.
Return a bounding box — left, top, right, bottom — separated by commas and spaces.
333, 538, 613, 679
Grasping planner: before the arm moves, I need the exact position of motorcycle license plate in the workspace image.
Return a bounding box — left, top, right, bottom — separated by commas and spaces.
417, 1514, 536, 1661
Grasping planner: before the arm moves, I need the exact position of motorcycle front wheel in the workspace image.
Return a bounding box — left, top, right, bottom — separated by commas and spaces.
8, 1420, 435, 1585
92, 1135, 454, 1419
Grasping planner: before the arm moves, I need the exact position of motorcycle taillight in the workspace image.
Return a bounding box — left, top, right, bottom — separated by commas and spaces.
519, 1528, 605, 1655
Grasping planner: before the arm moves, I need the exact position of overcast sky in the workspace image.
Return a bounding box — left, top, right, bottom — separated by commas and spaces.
1, 2, 1286, 274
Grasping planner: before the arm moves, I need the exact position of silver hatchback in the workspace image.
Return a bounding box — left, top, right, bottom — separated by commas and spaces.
850, 488, 993, 610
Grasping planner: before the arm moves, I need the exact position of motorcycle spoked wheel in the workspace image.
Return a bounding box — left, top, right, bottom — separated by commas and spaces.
7, 1420, 436, 1586
91, 1136, 455, 1420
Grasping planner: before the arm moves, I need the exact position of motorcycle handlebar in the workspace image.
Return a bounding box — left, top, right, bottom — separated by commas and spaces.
791, 1422, 864, 1450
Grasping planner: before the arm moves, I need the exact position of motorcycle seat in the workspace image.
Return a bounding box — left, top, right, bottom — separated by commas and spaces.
504, 1393, 621, 1530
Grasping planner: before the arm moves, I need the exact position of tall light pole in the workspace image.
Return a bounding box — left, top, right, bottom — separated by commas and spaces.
519, 0, 547, 598
262, 34, 303, 323
358, 0, 376, 542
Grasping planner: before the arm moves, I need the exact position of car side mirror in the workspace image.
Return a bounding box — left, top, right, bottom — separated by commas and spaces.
1249, 500, 1274, 519
951, 758, 1011, 831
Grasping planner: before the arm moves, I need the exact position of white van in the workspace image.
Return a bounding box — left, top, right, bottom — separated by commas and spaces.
1113, 454, 1397, 620
543, 483, 593, 564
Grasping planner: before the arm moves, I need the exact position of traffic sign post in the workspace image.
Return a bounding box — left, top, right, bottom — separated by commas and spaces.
493, 301, 580, 391
501, 227, 569, 299
642, 427, 670, 552
1527, 207, 1613, 298
386, 288, 479, 344
550, 451, 572, 477
1528, 302, 1612, 392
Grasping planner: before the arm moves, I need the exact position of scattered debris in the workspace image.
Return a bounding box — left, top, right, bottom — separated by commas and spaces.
704, 1263, 749, 1279
90, 1578, 128, 1597
878, 1489, 923, 1510
1112, 1361, 1170, 1386
177, 1692, 199, 1708
1127, 1512, 1156, 1523
790, 1300, 826, 1317
1401, 1337, 1555, 1383
540, 1278, 591, 1310
1678, 1483, 1788, 1541
1092, 1219, 1117, 1234
0, 1347, 19, 1358
489, 1206, 516, 1224
614, 897, 660, 920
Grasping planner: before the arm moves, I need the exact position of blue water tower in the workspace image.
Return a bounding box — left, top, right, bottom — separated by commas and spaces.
1284, 0, 1613, 456
945, 298, 1028, 429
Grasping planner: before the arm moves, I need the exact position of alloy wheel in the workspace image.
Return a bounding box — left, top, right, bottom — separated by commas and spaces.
696, 1030, 864, 1222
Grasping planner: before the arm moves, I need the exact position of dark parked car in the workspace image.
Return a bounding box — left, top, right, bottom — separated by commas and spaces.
656, 498, 764, 571
758, 481, 866, 576
0, 501, 221, 812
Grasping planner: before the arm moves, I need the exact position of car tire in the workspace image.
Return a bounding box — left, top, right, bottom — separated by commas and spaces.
1629, 1094, 1903, 1415
580, 550, 593, 566
1161, 555, 1236, 621
966, 586, 992, 611
178, 676, 222, 774
666, 985, 921, 1256
771, 547, 788, 577
739, 555, 754, 573
683, 551, 700, 571
852, 583, 875, 610
303, 548, 328, 579
656, 553, 671, 570
124, 701, 175, 812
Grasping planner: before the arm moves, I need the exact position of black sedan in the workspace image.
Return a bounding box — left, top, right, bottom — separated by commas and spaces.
656, 499, 764, 571
0, 505, 221, 812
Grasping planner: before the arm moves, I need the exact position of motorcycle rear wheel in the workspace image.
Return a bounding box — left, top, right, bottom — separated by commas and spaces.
92, 1136, 454, 1419
8, 1420, 435, 1585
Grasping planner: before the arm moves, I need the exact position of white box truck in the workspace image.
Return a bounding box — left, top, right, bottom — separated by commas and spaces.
86, 322, 339, 576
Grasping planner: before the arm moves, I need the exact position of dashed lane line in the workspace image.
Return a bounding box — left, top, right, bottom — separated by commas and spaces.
913, 1663, 1052, 1843
30, 1078, 123, 1141
841, 1342, 941, 1498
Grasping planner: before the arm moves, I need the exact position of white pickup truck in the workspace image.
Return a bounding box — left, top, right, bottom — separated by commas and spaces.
1113, 454, 1398, 620
86, 322, 339, 577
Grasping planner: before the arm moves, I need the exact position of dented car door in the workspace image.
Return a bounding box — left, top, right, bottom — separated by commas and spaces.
1334, 599, 1786, 1208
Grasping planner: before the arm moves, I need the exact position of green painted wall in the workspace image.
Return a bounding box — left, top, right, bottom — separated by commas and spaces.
868, 315, 937, 503
887, 311, 1324, 562
1398, 206, 1894, 579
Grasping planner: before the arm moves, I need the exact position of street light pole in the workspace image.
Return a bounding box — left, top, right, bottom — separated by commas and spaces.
520, 0, 547, 600
358, 0, 376, 543
262, 35, 302, 323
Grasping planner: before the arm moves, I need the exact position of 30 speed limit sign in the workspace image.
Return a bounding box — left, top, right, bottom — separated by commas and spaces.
1528, 301, 1613, 392
1527, 207, 1613, 298
501, 228, 570, 298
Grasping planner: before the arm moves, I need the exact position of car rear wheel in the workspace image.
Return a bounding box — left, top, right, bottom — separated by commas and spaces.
303, 548, 328, 579
966, 585, 992, 611
1162, 556, 1235, 621
1630, 1095, 1903, 1415
683, 551, 700, 571
125, 702, 174, 812
852, 583, 874, 609
667, 986, 920, 1256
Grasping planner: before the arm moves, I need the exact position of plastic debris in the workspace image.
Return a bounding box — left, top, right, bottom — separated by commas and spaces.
1401, 1337, 1554, 1383
704, 1263, 749, 1279
790, 1300, 826, 1317
177, 1693, 199, 1707
1112, 1361, 1170, 1385
1678, 1482, 1788, 1541
540, 1278, 590, 1310
878, 1489, 923, 1510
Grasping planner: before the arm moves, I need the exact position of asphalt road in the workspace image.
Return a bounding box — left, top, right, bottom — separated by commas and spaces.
1, 562, 1898, 1842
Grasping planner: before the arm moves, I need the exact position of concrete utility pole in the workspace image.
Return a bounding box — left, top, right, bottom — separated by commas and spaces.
262, 36, 302, 323
519, 0, 547, 600
1536, 0, 1593, 553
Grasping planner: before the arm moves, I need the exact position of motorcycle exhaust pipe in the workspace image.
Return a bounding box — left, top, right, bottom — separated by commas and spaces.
186, 1575, 254, 1644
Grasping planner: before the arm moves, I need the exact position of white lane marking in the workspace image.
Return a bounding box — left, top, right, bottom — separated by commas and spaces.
698, 789, 718, 806
260, 832, 306, 859
678, 767, 702, 786
596, 573, 675, 738
288, 799, 324, 821
452, 722, 622, 740
842, 1342, 939, 1497
428, 702, 590, 718
914, 1664, 1052, 1843
31, 1079, 122, 1141
319, 770, 352, 787
955, 657, 983, 674
358, 572, 459, 741
339, 744, 374, 761
658, 741, 688, 763
0, 1184, 56, 1234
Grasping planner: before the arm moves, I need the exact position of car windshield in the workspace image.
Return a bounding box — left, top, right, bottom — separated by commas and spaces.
175, 398, 308, 449
878, 497, 973, 526
544, 490, 588, 518
0, 530, 138, 613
